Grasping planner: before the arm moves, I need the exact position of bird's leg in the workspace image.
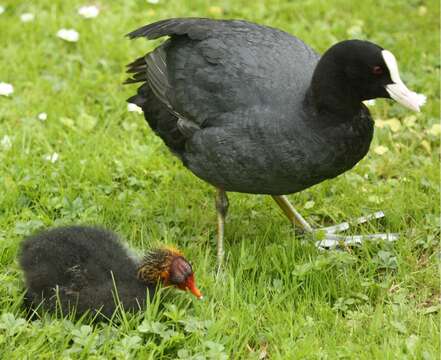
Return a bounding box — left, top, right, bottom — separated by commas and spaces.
271, 195, 398, 249
215, 188, 229, 268
271, 195, 313, 233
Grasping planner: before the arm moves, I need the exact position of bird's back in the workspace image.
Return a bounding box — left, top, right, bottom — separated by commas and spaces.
128, 19, 318, 128
20, 226, 137, 286
166, 20, 318, 124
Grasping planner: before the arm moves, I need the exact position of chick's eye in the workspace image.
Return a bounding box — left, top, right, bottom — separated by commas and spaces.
372, 65, 383, 75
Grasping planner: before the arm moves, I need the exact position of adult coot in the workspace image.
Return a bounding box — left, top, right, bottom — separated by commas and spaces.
125, 18, 425, 265
19, 226, 202, 319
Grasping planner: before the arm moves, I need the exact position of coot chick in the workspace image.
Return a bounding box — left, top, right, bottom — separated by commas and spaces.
19, 226, 202, 319
125, 18, 425, 265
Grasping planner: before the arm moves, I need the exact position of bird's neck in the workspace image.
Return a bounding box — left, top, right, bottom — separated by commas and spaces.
307, 55, 362, 122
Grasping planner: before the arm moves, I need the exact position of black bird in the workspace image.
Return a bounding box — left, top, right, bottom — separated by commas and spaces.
19, 226, 202, 319
125, 18, 425, 265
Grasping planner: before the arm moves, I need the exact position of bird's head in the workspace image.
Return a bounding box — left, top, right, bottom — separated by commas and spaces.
137, 246, 202, 299
314, 40, 426, 112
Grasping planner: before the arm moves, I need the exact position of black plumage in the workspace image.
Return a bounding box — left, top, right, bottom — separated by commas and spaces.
125, 18, 423, 263
126, 18, 377, 194
19, 226, 201, 319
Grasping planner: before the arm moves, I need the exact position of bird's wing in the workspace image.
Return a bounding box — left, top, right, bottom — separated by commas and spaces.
126, 17, 220, 41
126, 42, 202, 137
126, 18, 318, 130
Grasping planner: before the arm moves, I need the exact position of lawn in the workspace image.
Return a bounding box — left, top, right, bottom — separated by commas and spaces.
0, 0, 439, 358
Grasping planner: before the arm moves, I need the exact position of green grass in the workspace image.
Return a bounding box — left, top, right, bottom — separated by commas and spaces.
0, 0, 439, 358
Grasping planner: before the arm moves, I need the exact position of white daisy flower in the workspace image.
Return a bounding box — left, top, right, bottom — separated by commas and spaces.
44, 152, 59, 163
0, 5, 5, 15
20, 13, 35, 22
1, 135, 12, 150
127, 103, 143, 114
78, 5, 99, 19
0, 82, 13, 96
38, 112, 47, 121
56, 29, 79, 42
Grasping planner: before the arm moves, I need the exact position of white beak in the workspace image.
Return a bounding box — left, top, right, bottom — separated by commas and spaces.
382, 50, 426, 112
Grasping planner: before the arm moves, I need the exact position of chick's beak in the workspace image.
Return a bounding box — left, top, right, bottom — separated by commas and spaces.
382, 50, 426, 112
185, 274, 203, 299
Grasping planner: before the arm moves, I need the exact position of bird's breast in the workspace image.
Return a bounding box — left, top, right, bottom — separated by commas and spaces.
184, 111, 374, 195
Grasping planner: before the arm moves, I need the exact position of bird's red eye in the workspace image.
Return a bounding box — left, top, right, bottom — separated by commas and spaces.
372, 66, 383, 75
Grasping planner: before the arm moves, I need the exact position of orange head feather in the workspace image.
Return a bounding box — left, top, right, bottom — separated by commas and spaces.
137, 246, 202, 299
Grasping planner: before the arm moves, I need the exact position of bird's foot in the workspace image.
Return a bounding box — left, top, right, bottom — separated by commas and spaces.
312, 211, 399, 250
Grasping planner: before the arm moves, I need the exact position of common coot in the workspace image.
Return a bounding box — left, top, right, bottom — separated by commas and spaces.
125, 18, 425, 265
19, 226, 202, 319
